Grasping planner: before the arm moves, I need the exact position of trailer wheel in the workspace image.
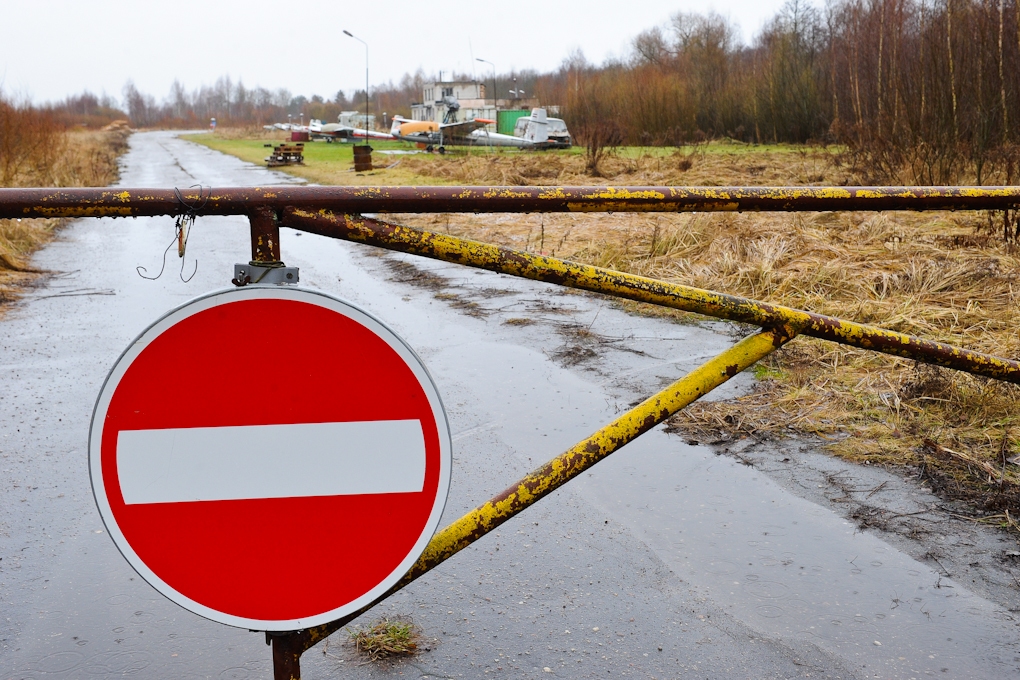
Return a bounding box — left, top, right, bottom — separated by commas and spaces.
438, 146, 446, 154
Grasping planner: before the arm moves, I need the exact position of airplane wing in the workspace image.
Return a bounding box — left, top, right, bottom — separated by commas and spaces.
437, 118, 495, 141
392, 117, 498, 148
313, 124, 394, 141
358, 128, 396, 140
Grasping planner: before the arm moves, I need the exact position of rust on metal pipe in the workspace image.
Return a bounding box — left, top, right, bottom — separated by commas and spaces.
281, 209, 1020, 384
248, 207, 281, 263
271, 631, 310, 680
1, 185, 1019, 219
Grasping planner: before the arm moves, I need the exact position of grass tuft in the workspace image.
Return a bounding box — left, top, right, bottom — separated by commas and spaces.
346, 618, 420, 661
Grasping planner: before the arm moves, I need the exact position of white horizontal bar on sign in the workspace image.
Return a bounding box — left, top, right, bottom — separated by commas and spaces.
116, 420, 426, 505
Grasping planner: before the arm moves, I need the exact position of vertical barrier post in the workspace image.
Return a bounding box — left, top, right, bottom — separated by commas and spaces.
249, 207, 281, 263
250, 206, 307, 679
271, 630, 311, 680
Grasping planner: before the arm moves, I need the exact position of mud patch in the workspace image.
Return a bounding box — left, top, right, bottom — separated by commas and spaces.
477, 287, 517, 299
553, 345, 600, 366
552, 323, 607, 367
523, 297, 574, 315
380, 257, 491, 318
848, 503, 933, 538
383, 259, 447, 291
917, 439, 1020, 516
433, 291, 487, 318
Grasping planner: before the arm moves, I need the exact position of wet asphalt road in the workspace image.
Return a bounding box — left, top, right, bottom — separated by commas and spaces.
2, 131, 1020, 679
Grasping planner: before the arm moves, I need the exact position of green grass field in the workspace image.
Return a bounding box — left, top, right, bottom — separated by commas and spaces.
183, 133, 578, 186
182, 131, 832, 187
181, 134, 450, 186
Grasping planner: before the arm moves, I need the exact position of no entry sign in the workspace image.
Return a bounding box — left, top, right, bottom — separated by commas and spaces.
89, 287, 451, 631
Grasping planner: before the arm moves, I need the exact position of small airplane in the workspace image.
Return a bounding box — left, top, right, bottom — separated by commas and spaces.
390, 98, 550, 152
514, 109, 572, 148
308, 118, 394, 142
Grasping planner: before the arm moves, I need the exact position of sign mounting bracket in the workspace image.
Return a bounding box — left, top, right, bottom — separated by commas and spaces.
231, 207, 299, 286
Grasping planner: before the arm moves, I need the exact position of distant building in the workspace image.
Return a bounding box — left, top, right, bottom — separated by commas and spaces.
411, 81, 494, 127
338, 110, 375, 129
410, 79, 557, 132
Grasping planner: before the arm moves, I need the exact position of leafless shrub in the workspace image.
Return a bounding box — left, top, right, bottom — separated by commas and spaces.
577, 119, 624, 177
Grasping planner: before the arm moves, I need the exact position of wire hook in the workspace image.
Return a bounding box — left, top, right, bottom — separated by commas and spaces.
136, 185, 206, 282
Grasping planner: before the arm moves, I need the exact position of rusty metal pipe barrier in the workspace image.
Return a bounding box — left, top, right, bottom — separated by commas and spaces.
282, 209, 1020, 384
5, 186, 1019, 678
268, 327, 794, 678
1, 185, 1020, 218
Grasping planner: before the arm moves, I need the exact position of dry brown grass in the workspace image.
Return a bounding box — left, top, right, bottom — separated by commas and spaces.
191, 132, 1020, 516
397, 144, 835, 187
345, 618, 420, 661
390, 146, 1020, 516
0, 124, 130, 308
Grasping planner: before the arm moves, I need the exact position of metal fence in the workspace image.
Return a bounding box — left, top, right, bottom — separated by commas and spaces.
3, 185, 1018, 678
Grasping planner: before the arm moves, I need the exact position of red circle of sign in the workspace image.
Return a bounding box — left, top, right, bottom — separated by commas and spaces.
90, 288, 450, 630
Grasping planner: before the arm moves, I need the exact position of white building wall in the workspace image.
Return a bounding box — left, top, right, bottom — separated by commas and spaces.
338, 110, 376, 128
412, 81, 494, 127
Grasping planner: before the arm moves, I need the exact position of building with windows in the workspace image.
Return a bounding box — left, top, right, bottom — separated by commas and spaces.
410, 79, 555, 134
411, 80, 495, 126
337, 110, 375, 129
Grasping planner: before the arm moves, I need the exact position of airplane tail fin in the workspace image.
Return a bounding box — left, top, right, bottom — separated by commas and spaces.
524, 108, 549, 145
390, 116, 409, 136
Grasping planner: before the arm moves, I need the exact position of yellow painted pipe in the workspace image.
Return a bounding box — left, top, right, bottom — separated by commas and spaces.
281, 209, 1020, 384
300, 326, 793, 648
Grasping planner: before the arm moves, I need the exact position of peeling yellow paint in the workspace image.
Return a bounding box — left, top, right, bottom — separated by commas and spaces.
30, 207, 134, 217
580, 188, 667, 201
282, 208, 1020, 384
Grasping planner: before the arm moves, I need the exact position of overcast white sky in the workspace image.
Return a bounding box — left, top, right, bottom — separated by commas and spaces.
3, 0, 794, 105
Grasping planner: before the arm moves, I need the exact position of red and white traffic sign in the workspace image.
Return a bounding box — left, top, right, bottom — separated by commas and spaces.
89, 286, 452, 631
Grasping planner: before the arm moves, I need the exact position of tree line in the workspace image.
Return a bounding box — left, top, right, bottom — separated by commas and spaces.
7, 0, 1018, 183
547, 0, 1020, 183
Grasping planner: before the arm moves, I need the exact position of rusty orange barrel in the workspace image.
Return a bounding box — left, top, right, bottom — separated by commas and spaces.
353, 144, 373, 172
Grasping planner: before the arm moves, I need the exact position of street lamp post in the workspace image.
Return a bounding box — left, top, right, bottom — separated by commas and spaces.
476, 58, 497, 116
343, 29, 373, 171
343, 30, 369, 135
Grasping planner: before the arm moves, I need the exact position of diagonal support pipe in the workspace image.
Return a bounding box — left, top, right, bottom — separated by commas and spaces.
280, 209, 1020, 384
269, 327, 794, 677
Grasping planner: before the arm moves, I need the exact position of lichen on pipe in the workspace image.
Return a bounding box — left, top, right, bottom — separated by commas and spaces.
2, 185, 1019, 218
